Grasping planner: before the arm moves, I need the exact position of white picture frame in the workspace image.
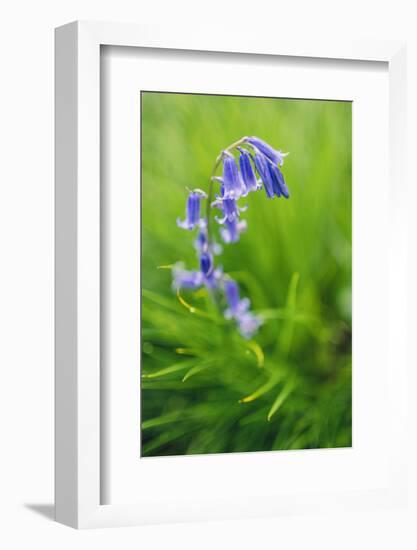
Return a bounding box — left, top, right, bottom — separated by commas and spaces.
55, 21, 407, 529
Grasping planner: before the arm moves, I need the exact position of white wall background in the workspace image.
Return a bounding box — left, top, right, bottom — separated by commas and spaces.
0, 1, 416, 548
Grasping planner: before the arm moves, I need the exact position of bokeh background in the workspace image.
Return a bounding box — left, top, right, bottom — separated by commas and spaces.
141, 91, 352, 457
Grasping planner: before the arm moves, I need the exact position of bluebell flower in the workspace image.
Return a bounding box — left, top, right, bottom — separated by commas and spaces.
200, 252, 213, 276
204, 265, 223, 289
253, 152, 275, 198
244, 136, 288, 167
195, 224, 222, 255
267, 162, 290, 199
220, 218, 247, 243
177, 189, 207, 230
212, 196, 247, 224
194, 220, 209, 252
236, 311, 263, 339
221, 151, 245, 199
224, 280, 249, 319
199, 251, 223, 289
224, 279, 262, 338
195, 228, 208, 252
172, 259, 223, 292
238, 147, 261, 193
172, 264, 204, 290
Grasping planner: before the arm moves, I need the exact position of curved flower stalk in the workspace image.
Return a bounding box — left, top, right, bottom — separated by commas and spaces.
173, 136, 290, 339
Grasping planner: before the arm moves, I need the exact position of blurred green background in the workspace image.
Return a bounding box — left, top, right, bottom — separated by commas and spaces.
141, 91, 352, 457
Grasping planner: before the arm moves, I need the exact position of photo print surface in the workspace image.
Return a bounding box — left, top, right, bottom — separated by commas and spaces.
141, 91, 352, 457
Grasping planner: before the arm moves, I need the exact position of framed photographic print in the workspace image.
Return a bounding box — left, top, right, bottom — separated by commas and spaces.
55, 21, 407, 528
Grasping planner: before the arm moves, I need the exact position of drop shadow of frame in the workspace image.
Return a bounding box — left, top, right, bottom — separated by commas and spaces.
24, 503, 55, 521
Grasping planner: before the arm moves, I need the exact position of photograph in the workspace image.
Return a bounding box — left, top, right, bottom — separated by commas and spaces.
140, 91, 352, 457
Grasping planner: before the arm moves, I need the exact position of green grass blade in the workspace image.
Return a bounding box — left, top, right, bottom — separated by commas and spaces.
182, 363, 212, 382
142, 288, 182, 314
239, 372, 283, 403
142, 411, 182, 430
267, 380, 295, 421
277, 272, 300, 357
286, 272, 300, 310
244, 340, 265, 368
142, 360, 197, 379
